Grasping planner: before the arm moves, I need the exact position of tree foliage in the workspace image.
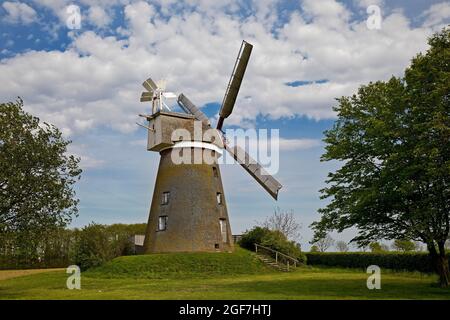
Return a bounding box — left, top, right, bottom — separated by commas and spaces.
392, 239, 416, 252
238, 226, 306, 263
311, 28, 450, 287
0, 99, 82, 263
0, 99, 81, 230
369, 242, 385, 253
1, 222, 147, 269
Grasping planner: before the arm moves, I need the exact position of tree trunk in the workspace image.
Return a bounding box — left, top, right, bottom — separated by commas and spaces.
436, 241, 449, 288
428, 241, 449, 288
435, 255, 449, 288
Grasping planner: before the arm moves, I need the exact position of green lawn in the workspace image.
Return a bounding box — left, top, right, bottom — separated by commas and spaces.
0, 249, 449, 300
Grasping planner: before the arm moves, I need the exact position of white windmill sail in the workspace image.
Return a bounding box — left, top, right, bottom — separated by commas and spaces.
224, 143, 282, 200
177, 93, 211, 126
140, 77, 176, 113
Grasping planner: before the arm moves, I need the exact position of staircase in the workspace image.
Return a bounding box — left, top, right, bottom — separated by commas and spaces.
256, 254, 290, 272
254, 243, 299, 272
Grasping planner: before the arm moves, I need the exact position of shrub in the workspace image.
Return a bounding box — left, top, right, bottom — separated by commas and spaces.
238, 226, 270, 251
0, 222, 146, 269
73, 223, 115, 271
238, 227, 306, 264
305, 252, 450, 273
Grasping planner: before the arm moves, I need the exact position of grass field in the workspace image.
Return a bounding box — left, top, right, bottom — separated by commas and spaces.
0, 268, 64, 281
0, 248, 449, 300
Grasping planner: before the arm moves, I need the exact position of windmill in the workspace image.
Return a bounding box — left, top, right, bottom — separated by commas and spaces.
139, 40, 282, 253
140, 78, 177, 114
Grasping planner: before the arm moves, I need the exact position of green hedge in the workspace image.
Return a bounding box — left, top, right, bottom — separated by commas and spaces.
305, 252, 450, 273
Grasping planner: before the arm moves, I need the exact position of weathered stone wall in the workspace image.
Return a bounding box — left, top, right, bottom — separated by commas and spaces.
143, 112, 233, 253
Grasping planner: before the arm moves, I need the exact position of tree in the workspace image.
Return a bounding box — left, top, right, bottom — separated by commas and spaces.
353, 243, 369, 252
258, 207, 302, 241
0, 99, 81, 263
311, 28, 450, 287
74, 223, 114, 271
312, 234, 335, 252
392, 239, 416, 252
369, 242, 382, 253
336, 240, 349, 252
310, 245, 319, 253
369, 242, 389, 253
105, 223, 147, 256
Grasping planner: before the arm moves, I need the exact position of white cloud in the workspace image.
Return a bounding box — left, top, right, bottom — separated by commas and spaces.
67, 144, 105, 169
353, 0, 384, 9
301, 0, 351, 29
30, 0, 68, 23
30, 0, 118, 34
87, 5, 112, 28
0, 0, 439, 136
279, 138, 321, 151
2, 1, 38, 24
422, 2, 450, 29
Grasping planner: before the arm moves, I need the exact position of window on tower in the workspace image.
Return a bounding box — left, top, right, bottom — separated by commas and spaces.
219, 219, 227, 243
161, 191, 170, 205
158, 216, 167, 231
216, 192, 222, 205
212, 167, 218, 178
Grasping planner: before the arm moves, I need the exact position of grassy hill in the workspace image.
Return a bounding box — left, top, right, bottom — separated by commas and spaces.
1, 247, 448, 299
86, 247, 272, 279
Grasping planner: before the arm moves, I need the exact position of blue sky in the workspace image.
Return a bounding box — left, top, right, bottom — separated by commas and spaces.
1, 0, 449, 249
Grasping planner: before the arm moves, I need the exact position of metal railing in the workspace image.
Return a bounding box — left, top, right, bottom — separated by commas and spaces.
254, 243, 299, 271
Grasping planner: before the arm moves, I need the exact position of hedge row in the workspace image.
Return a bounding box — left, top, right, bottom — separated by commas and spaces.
305, 252, 450, 273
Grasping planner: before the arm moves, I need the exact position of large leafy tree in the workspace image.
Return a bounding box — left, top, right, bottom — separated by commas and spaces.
0, 99, 81, 262
312, 28, 449, 287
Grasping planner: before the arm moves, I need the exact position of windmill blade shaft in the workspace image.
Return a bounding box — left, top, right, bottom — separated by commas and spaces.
224, 143, 282, 200
217, 41, 253, 130
177, 93, 211, 126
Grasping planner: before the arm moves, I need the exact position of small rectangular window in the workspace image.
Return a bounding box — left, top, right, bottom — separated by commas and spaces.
212, 167, 218, 178
219, 219, 227, 243
216, 192, 222, 205
161, 192, 170, 205
158, 216, 167, 231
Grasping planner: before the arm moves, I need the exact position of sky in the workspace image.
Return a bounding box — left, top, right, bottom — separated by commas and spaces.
1, 0, 449, 250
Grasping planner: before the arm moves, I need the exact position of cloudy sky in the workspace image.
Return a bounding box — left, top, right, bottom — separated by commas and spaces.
1, 0, 449, 249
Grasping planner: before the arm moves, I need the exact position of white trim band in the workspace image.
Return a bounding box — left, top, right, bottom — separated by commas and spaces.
160, 141, 223, 155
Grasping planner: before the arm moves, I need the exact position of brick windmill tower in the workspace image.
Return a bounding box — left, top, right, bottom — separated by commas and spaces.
138, 41, 282, 253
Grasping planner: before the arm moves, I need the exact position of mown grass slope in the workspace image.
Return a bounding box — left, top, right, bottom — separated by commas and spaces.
1, 248, 449, 299
86, 247, 272, 279
1, 266, 448, 300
